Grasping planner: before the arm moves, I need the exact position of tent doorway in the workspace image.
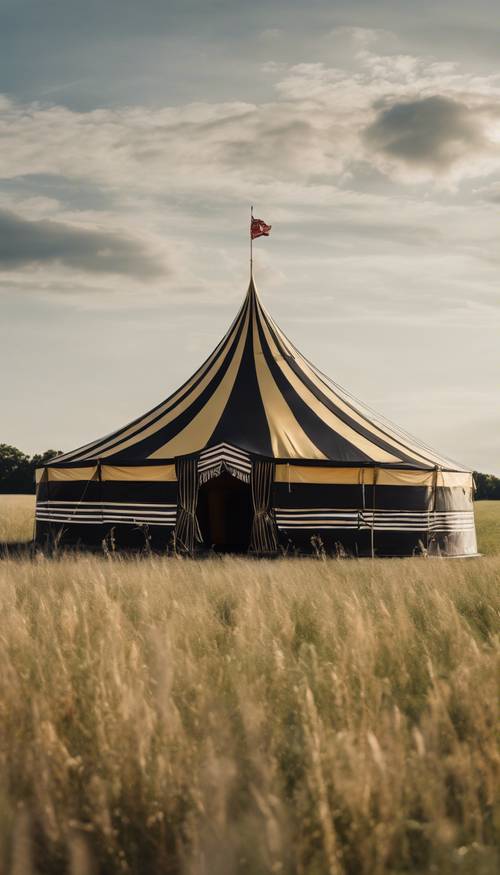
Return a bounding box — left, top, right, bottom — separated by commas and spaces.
197, 471, 253, 553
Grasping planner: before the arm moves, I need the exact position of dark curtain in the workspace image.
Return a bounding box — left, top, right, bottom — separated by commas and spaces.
174, 458, 202, 554
250, 461, 278, 553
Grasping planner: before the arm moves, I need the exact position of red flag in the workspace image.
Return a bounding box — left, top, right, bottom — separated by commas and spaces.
251, 217, 272, 239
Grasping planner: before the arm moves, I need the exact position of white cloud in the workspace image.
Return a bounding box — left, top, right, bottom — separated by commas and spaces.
0, 46, 498, 313
0, 47, 498, 208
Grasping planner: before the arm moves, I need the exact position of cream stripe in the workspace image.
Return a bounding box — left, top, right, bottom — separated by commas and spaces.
435, 471, 473, 489
262, 303, 449, 468
275, 466, 369, 485
101, 464, 176, 482
257, 302, 400, 464
148, 307, 251, 458
252, 305, 326, 460
37, 466, 98, 482
381, 469, 473, 488
274, 466, 472, 488
36, 464, 176, 484
66, 298, 248, 462
95, 305, 249, 459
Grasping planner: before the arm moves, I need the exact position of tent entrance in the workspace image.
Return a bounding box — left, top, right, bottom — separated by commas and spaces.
197, 470, 253, 553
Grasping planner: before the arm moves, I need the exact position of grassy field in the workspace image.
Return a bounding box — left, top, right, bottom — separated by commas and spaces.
0, 493, 35, 545
0, 497, 498, 874
473, 501, 500, 556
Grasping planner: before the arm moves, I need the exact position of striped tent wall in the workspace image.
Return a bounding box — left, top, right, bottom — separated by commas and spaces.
35, 464, 178, 552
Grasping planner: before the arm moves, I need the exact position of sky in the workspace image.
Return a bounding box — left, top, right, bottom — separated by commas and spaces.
1, 0, 499, 474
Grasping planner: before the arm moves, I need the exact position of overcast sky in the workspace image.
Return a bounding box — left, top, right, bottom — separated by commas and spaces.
1, 0, 499, 473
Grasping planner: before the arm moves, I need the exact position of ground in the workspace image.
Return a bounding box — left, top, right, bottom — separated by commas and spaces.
0, 496, 498, 875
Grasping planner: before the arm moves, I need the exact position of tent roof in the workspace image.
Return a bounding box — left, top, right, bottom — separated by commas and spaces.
53, 281, 466, 471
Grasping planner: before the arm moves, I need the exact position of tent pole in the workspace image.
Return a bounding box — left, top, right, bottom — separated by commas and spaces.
250, 204, 253, 280
97, 460, 103, 528
371, 467, 378, 559
428, 465, 439, 554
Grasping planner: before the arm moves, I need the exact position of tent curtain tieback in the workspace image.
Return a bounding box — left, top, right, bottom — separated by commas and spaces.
250, 460, 278, 553
174, 457, 202, 554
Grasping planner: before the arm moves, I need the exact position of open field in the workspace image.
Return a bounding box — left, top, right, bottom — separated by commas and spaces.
474, 501, 500, 556
0, 496, 498, 874
0, 493, 35, 545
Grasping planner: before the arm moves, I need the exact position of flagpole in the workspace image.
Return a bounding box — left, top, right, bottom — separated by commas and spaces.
250, 204, 253, 281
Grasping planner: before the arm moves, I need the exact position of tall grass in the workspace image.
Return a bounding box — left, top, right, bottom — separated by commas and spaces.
0, 553, 498, 874
474, 501, 500, 556
0, 494, 35, 545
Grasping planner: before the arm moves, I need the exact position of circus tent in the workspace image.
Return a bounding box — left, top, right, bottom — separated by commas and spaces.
35, 279, 477, 557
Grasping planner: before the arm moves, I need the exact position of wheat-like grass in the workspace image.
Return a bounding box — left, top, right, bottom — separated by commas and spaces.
0, 495, 35, 545
0, 550, 498, 875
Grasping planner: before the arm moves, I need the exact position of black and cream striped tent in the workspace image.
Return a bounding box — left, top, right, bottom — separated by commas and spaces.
36, 280, 477, 556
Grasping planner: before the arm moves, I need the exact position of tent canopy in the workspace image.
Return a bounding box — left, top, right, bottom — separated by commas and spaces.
50, 281, 465, 472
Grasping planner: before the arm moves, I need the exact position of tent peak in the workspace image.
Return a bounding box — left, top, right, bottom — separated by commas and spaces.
246, 276, 259, 300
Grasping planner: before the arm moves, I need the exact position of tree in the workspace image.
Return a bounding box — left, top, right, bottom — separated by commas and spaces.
0, 444, 31, 493
473, 471, 500, 500
0, 445, 62, 493
31, 449, 62, 469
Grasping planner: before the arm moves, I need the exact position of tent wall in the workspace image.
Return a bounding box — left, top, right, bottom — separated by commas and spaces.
35, 467, 177, 551
35, 461, 477, 557
273, 468, 476, 557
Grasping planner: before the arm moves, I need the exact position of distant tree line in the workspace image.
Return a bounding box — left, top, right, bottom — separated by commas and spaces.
0, 443, 499, 498
472, 471, 500, 500
0, 444, 62, 493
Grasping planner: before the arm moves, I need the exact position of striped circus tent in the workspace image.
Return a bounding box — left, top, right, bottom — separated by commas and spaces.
36, 280, 477, 557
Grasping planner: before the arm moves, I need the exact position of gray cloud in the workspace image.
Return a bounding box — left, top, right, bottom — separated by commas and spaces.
0, 209, 165, 278
364, 96, 484, 170
474, 181, 500, 203
0, 174, 114, 211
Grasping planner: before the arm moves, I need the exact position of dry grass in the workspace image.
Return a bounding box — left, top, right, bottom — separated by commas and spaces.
0, 494, 35, 544
0, 497, 498, 874
474, 501, 500, 556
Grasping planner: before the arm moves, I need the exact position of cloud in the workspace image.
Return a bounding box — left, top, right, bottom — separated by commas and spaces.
364, 96, 485, 170
474, 181, 500, 202
1, 44, 500, 204
0, 173, 115, 212
0, 208, 165, 278
0, 46, 499, 308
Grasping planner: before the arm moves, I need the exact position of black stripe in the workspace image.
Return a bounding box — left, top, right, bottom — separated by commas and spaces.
260, 304, 443, 466
207, 292, 273, 456
199, 442, 250, 458
36, 516, 176, 526
199, 451, 251, 467
257, 301, 419, 467
198, 444, 252, 470
255, 314, 372, 463
199, 460, 252, 474
106, 301, 251, 461
62, 296, 250, 462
